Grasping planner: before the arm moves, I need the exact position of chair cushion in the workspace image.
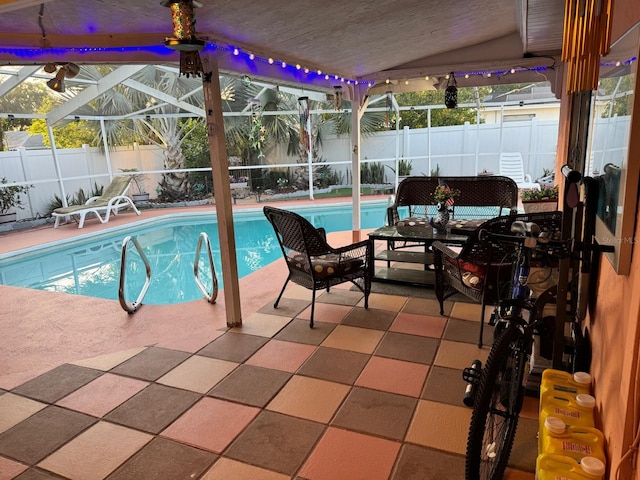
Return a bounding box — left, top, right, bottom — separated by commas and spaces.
289, 253, 364, 278
443, 257, 513, 292
395, 217, 429, 227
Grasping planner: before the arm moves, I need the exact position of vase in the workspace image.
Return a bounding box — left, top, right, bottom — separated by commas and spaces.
431, 202, 450, 233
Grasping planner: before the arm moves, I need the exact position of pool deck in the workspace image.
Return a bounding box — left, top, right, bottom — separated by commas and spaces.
0, 194, 386, 384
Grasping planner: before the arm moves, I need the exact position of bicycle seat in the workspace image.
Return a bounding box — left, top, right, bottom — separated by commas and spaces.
511, 220, 541, 236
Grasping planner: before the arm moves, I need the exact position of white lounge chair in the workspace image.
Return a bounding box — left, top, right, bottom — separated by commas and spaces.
52, 176, 141, 228
499, 152, 541, 190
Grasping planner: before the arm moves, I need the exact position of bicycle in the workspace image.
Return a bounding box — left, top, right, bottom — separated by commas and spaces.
463, 218, 572, 480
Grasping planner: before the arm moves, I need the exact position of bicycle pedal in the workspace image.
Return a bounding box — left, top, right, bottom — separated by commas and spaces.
463, 363, 482, 384
488, 312, 498, 327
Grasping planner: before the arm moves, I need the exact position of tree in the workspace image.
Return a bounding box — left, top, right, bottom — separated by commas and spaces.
24, 94, 97, 148
395, 88, 484, 128
0, 81, 53, 150
28, 118, 97, 148
598, 76, 635, 117
68, 65, 207, 201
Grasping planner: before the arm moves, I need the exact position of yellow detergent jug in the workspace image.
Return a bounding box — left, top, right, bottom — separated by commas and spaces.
540, 391, 596, 430
540, 369, 592, 397
539, 417, 606, 466
536, 453, 605, 480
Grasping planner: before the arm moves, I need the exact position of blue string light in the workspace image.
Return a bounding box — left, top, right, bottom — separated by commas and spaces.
600, 56, 637, 67
0, 41, 635, 88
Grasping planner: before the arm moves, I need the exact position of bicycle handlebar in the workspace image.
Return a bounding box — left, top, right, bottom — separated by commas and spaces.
561, 164, 582, 184
479, 228, 572, 258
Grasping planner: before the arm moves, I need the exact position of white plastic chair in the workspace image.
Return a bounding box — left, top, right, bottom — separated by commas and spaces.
499, 153, 541, 190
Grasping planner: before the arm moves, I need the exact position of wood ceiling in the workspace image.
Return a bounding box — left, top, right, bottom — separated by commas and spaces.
0, 0, 565, 95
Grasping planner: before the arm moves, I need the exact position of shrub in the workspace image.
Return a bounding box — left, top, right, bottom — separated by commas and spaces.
0, 177, 33, 214
521, 185, 559, 201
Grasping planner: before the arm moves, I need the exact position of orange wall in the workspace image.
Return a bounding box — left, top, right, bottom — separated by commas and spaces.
582, 3, 640, 479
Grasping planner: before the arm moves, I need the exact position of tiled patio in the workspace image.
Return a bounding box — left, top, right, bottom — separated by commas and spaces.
0, 283, 539, 479
0, 200, 538, 479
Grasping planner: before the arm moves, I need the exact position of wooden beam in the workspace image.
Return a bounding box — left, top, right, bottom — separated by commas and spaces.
350, 84, 365, 242
201, 51, 242, 327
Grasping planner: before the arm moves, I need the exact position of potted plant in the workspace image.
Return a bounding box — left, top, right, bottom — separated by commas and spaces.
521, 184, 559, 213
0, 177, 33, 223
120, 168, 149, 203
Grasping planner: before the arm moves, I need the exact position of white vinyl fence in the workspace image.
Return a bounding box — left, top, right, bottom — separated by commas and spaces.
1, 118, 562, 221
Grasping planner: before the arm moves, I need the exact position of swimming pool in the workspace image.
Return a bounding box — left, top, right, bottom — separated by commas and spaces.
0, 202, 388, 305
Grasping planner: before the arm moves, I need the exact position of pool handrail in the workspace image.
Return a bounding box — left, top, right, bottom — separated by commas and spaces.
194, 232, 218, 304
118, 235, 151, 313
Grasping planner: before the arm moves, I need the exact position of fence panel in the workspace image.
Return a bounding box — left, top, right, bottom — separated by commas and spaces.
1, 118, 563, 219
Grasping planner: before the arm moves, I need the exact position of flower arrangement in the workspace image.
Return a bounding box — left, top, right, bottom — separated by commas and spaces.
520, 185, 559, 201
433, 184, 460, 204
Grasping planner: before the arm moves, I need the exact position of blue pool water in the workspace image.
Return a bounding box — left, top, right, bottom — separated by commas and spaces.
0, 202, 388, 305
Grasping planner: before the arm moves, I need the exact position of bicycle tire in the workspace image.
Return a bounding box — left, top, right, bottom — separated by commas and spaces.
465, 323, 527, 480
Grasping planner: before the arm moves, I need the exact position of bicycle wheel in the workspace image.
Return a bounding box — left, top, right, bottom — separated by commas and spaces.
465, 323, 527, 480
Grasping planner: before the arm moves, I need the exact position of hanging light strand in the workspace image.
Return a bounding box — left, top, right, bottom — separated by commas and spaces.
2, 41, 634, 91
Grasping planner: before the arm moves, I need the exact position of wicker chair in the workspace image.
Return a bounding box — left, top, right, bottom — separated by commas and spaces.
264, 206, 373, 327
432, 211, 563, 347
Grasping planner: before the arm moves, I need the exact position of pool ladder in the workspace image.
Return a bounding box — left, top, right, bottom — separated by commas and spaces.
118, 232, 218, 313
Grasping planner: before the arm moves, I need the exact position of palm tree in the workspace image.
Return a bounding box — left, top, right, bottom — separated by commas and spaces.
63, 65, 389, 197
71, 65, 207, 200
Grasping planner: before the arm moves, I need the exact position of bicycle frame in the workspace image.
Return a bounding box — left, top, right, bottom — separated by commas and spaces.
489, 231, 541, 339
465, 221, 565, 480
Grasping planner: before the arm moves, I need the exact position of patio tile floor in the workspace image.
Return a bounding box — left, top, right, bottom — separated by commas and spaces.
0, 288, 539, 479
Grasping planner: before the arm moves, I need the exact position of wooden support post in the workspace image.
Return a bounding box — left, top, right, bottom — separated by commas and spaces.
351, 84, 368, 243
201, 52, 242, 327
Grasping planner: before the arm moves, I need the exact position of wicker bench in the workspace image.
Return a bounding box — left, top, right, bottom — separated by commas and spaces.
387, 175, 519, 227
374, 175, 519, 286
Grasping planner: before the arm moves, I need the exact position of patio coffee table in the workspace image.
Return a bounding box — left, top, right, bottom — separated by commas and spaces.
368, 224, 469, 286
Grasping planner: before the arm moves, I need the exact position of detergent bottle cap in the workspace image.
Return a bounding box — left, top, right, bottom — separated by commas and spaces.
573, 371, 592, 385
580, 456, 605, 476
544, 416, 566, 435
576, 393, 596, 409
